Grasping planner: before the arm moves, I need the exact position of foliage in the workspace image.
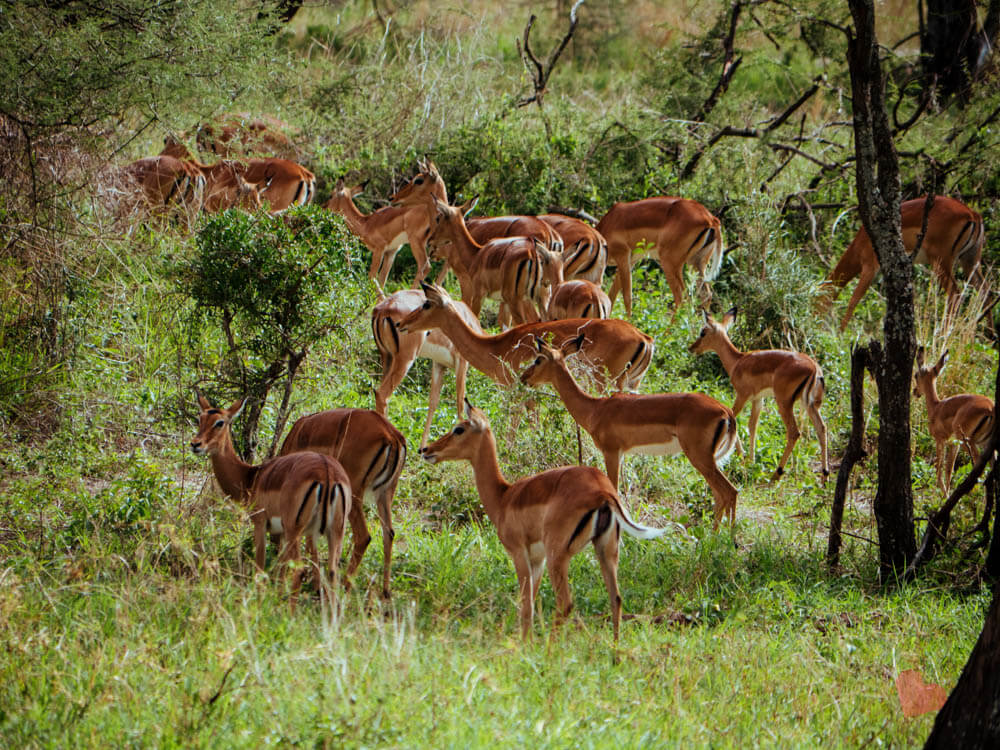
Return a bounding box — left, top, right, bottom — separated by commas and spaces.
174, 205, 373, 456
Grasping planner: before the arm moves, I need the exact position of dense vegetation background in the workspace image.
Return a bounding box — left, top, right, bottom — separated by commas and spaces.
2, 0, 1000, 745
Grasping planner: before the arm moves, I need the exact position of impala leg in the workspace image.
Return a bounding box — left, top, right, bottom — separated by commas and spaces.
410, 236, 432, 285
421, 363, 445, 448
603, 450, 623, 492
805, 403, 830, 480
513, 555, 534, 640
771, 401, 801, 482
840, 265, 877, 331
454, 360, 468, 418
277, 532, 303, 612
941, 440, 959, 496
684, 442, 739, 530
253, 518, 268, 573
375, 348, 418, 418
375, 487, 397, 601
342, 499, 371, 591
547, 553, 573, 635
376, 248, 401, 289
593, 523, 622, 642
327, 493, 348, 611
746, 398, 762, 465
660, 263, 687, 320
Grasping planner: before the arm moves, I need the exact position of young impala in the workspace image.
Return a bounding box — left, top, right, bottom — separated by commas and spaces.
277, 407, 406, 600
422, 198, 565, 325
397, 282, 653, 391
689, 308, 829, 483
520, 338, 739, 529
191, 395, 351, 609
825, 196, 985, 330
324, 180, 437, 289
913, 347, 994, 497
372, 289, 482, 447
597, 197, 724, 318
420, 401, 666, 640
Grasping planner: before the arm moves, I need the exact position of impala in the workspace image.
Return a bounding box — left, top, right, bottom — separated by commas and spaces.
127, 155, 204, 212
191, 395, 351, 608
597, 197, 724, 318
913, 347, 994, 496
389, 159, 450, 269
547, 279, 611, 320
239, 158, 315, 212
689, 308, 829, 482
521, 338, 739, 529
423, 198, 565, 325
278, 407, 406, 600
539, 213, 608, 284
420, 401, 666, 640
324, 180, 435, 289
825, 196, 986, 330
397, 282, 653, 391
372, 289, 482, 447
197, 160, 263, 213
466, 215, 564, 256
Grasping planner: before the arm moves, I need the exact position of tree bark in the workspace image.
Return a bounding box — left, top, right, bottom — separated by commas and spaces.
848, 0, 917, 583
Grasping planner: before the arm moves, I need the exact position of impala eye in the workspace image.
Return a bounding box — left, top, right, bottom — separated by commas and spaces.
214, 420, 225, 428
415, 177, 424, 185
453, 426, 465, 435
422, 301, 431, 309
534, 357, 542, 365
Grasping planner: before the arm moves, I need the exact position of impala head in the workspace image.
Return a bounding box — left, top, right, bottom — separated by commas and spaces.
419, 399, 490, 464
161, 136, 193, 160
322, 178, 365, 212
233, 173, 264, 211
537, 241, 565, 292
396, 282, 454, 334
913, 346, 948, 398
519, 334, 582, 387
190, 393, 245, 456
390, 160, 448, 206
689, 306, 737, 354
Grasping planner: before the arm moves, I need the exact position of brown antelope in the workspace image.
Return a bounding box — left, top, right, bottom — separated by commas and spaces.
397, 282, 653, 391
913, 347, 995, 497
521, 338, 739, 529
240, 158, 315, 212
539, 214, 608, 284
196, 160, 263, 213
420, 401, 666, 640
389, 159, 451, 269
689, 308, 829, 482
423, 198, 565, 325
126, 155, 204, 213
191, 395, 351, 608
825, 196, 986, 331
277, 408, 406, 600
547, 279, 611, 321
372, 289, 482, 447
597, 197, 724, 318
324, 181, 436, 289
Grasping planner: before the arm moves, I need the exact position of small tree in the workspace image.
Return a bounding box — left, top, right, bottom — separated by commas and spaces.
176, 205, 372, 460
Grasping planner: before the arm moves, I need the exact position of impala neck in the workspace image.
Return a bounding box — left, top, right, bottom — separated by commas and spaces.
208, 432, 257, 507
333, 195, 369, 236
708, 335, 745, 377
435, 307, 511, 384
546, 361, 602, 433
445, 215, 482, 281
467, 430, 512, 526
920, 379, 941, 411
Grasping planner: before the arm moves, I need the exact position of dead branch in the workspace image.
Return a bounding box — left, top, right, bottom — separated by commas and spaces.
691, 1, 746, 124
516, 0, 585, 109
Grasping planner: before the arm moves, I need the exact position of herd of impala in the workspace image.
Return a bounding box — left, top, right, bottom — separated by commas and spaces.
168, 125, 991, 638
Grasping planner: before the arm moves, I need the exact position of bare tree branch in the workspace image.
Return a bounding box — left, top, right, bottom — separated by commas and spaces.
515, 0, 584, 109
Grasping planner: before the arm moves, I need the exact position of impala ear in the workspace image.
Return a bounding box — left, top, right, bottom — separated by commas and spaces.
228, 398, 246, 420
461, 195, 479, 217
334, 177, 345, 191
196, 391, 212, 411
721, 306, 737, 330
936, 350, 949, 374
915, 346, 926, 368
534, 335, 546, 353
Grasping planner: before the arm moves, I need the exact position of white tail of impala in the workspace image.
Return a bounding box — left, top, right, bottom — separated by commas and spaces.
419, 400, 666, 640
913, 347, 994, 498
191, 395, 351, 610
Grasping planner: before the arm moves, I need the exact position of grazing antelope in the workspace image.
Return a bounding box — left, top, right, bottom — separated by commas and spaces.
191, 395, 351, 608
420, 401, 666, 640
372, 289, 482, 447
278, 408, 406, 600
547, 279, 611, 321
913, 347, 995, 497
689, 308, 829, 482
539, 213, 609, 284
521, 338, 739, 529
422, 198, 565, 325
597, 197, 724, 318
324, 180, 436, 289
397, 282, 653, 391
126, 155, 204, 213
825, 196, 986, 331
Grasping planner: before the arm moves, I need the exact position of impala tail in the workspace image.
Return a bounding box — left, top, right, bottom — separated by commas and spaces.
714, 413, 739, 466
606, 493, 668, 540
955, 217, 986, 283
704, 223, 724, 282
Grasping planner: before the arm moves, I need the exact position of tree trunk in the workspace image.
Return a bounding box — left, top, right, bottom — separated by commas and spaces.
923, 589, 1000, 748
847, 0, 917, 583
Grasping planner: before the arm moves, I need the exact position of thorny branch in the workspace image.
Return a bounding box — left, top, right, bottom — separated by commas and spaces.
516, 0, 584, 109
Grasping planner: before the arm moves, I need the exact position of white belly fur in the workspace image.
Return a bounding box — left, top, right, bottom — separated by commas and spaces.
268, 517, 284, 534
627, 438, 683, 456
418, 340, 456, 368
388, 232, 408, 251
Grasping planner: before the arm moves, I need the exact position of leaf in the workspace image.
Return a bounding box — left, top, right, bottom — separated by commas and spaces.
896, 669, 947, 718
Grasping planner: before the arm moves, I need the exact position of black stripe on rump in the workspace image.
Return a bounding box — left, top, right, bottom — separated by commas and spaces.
567, 509, 596, 550
972, 413, 993, 441
363, 443, 390, 488
296, 480, 321, 526
592, 505, 613, 540
319, 482, 329, 536
711, 418, 725, 450
581, 303, 592, 318
790, 373, 811, 405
